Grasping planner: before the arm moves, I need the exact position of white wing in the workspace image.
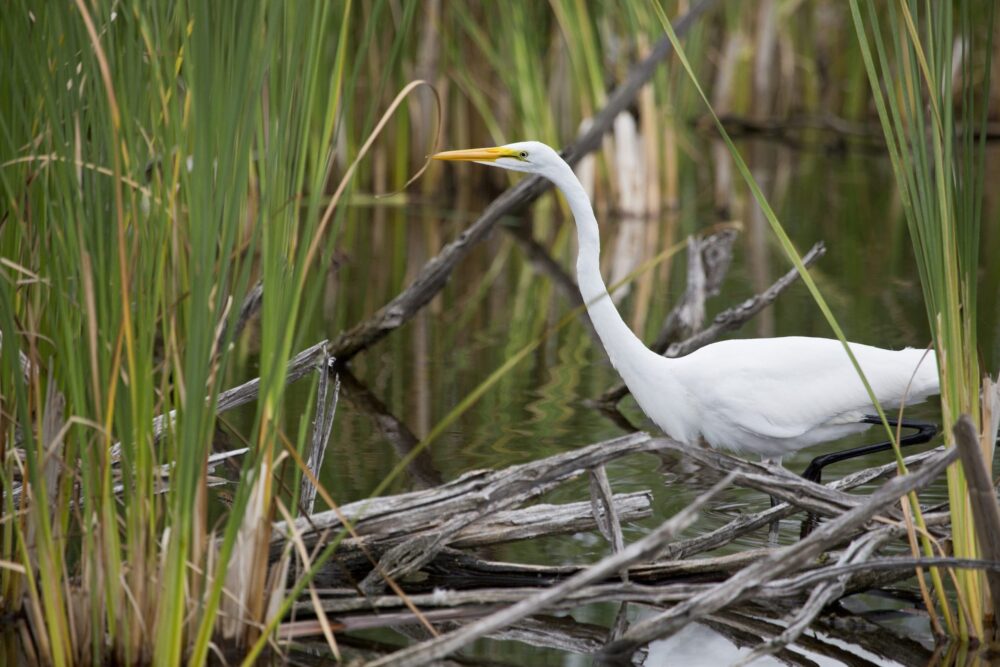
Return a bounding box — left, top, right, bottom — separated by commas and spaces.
673, 337, 938, 452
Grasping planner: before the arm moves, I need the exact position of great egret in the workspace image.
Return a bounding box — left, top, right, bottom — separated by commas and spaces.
432, 141, 939, 482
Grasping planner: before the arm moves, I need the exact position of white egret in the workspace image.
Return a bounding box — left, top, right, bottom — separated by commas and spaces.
433, 141, 939, 482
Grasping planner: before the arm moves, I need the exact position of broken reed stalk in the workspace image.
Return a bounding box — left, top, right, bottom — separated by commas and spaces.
953, 414, 1000, 628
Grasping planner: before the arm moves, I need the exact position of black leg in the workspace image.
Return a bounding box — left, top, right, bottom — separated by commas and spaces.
801, 417, 938, 484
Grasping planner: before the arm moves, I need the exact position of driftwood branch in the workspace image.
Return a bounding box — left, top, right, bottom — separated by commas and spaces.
364, 472, 735, 667
652, 229, 737, 348
658, 445, 949, 560
600, 445, 958, 660
356, 434, 661, 593
300, 552, 1000, 621
953, 414, 1000, 625
326, 0, 719, 363
589, 466, 627, 560
305, 492, 653, 579
599, 241, 826, 404
734, 528, 892, 665
273, 432, 660, 544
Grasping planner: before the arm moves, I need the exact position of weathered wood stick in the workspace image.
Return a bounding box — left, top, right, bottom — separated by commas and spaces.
357, 436, 662, 592
951, 414, 1000, 626
273, 432, 659, 543
733, 528, 893, 665
363, 471, 735, 667
657, 445, 949, 560
309, 491, 653, 563
601, 445, 957, 660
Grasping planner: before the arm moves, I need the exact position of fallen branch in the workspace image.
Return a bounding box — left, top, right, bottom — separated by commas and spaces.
364, 472, 735, 667
304, 492, 653, 581
734, 527, 892, 664
273, 432, 660, 544
600, 445, 958, 660
656, 445, 949, 560
356, 434, 662, 593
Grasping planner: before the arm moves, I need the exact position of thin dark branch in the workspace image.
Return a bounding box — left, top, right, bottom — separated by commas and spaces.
326, 0, 720, 363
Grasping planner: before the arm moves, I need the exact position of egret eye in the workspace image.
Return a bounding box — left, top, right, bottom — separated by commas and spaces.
518, 151, 529, 159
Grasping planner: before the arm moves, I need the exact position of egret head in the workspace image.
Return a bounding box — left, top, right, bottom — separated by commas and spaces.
431, 140, 560, 176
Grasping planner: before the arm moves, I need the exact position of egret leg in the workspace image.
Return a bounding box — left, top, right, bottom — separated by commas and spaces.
763, 457, 782, 544
801, 417, 938, 484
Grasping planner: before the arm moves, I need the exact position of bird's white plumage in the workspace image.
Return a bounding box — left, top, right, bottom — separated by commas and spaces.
436, 140, 940, 459
660, 337, 937, 456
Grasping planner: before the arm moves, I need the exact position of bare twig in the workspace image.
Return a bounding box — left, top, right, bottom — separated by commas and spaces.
590, 468, 626, 555
301, 350, 339, 515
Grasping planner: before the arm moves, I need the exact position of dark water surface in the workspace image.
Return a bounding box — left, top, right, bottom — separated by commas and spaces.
270, 138, 1000, 665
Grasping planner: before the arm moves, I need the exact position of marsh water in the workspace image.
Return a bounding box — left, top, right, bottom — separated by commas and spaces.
249, 136, 1000, 664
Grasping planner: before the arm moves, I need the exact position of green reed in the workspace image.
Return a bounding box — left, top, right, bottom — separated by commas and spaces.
0, 0, 400, 662
850, 0, 995, 640
2, 1, 996, 663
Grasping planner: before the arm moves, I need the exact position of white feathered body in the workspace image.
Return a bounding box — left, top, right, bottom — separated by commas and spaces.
435, 141, 942, 460
624, 337, 939, 458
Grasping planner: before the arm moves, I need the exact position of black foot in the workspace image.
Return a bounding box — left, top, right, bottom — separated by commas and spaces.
801, 417, 938, 484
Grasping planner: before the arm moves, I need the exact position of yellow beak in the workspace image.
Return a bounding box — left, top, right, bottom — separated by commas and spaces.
431, 146, 517, 162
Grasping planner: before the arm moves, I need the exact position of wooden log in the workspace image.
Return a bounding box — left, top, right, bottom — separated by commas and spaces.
600, 445, 958, 660
272, 432, 659, 544
363, 472, 735, 667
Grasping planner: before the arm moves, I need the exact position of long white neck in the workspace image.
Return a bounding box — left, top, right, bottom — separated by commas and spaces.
545, 160, 667, 386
